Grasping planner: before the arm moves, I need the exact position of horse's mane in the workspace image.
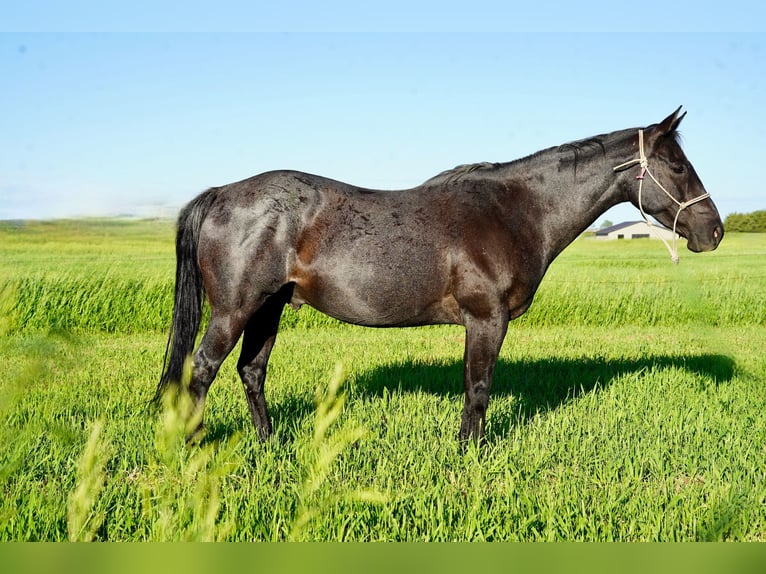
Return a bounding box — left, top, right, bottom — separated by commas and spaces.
557, 137, 607, 163
422, 127, 649, 186
422, 145, 563, 186
422, 161, 503, 186
556, 137, 607, 179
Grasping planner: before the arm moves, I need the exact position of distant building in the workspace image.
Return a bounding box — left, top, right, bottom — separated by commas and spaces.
595, 221, 678, 241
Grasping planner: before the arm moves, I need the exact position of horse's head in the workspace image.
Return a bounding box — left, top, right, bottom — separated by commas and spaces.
615, 107, 723, 256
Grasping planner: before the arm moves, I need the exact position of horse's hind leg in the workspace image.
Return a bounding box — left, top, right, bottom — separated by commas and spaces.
236, 287, 291, 440
186, 309, 248, 441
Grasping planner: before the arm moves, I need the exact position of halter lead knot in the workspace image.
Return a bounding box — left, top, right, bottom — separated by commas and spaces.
612, 129, 710, 265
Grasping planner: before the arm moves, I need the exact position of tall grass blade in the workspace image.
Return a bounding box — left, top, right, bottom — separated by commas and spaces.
67, 419, 108, 542
290, 363, 388, 540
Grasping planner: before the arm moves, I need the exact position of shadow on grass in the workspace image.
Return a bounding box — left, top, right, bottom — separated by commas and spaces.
202, 353, 735, 444
203, 393, 316, 446
352, 352, 736, 434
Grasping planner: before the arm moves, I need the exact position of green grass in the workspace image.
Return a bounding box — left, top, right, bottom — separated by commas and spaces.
1, 220, 765, 540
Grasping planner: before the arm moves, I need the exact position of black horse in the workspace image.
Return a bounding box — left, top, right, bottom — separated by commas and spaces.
156, 108, 723, 443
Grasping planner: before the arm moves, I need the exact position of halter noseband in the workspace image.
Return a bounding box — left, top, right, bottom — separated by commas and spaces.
612, 129, 710, 264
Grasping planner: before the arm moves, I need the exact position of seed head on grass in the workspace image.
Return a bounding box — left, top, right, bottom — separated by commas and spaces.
139, 356, 238, 541
156, 357, 204, 454
67, 418, 109, 542
290, 363, 388, 540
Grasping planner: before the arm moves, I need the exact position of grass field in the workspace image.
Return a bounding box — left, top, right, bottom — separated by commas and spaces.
1, 219, 765, 541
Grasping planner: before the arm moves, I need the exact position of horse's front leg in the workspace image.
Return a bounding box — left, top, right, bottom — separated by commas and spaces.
459, 311, 509, 444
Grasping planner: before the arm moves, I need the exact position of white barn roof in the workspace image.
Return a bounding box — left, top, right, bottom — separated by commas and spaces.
595, 221, 677, 240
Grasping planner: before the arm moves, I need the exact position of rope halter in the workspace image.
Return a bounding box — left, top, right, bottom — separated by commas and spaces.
612, 129, 710, 265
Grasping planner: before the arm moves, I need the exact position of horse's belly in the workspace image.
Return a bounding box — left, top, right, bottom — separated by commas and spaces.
289, 268, 459, 327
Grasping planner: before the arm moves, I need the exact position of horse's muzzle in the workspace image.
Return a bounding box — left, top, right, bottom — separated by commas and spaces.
687, 223, 724, 253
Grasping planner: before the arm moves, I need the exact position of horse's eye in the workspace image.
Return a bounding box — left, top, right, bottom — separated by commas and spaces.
671, 164, 685, 174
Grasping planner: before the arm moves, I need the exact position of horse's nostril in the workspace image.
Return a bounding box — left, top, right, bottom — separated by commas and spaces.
713, 226, 722, 243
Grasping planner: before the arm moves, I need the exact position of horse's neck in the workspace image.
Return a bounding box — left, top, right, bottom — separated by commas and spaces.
509, 150, 628, 262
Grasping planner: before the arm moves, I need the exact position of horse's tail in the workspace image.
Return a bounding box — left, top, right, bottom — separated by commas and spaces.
154, 188, 219, 405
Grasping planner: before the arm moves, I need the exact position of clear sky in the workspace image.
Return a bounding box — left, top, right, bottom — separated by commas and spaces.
1, 25, 764, 224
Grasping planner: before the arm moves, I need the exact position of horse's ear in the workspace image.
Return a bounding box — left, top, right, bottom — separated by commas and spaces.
657, 106, 686, 134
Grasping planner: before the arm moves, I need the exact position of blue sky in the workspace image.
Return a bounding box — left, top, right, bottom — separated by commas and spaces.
1, 28, 764, 224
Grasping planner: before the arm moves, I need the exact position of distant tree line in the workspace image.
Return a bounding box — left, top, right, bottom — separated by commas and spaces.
724, 210, 766, 233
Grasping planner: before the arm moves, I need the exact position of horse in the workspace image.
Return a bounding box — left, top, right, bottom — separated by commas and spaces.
156, 107, 723, 444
